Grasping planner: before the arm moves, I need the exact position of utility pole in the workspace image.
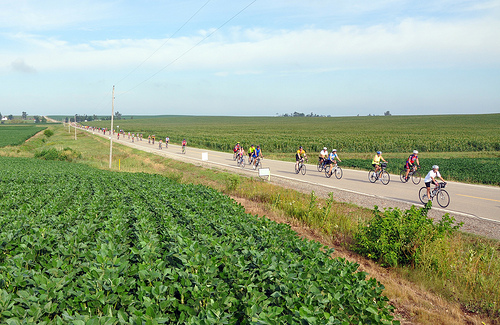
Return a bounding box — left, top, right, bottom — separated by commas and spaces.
109, 86, 115, 168
74, 114, 77, 140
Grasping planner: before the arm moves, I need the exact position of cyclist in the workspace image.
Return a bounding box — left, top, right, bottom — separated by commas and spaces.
148, 135, 151, 144
248, 144, 255, 163
327, 149, 342, 175
295, 146, 307, 169
318, 147, 328, 169
158, 139, 163, 149
237, 145, 245, 163
404, 150, 420, 180
424, 165, 446, 201
372, 151, 387, 173
233, 142, 241, 159
252, 145, 262, 168
165, 136, 169, 148
182, 138, 187, 152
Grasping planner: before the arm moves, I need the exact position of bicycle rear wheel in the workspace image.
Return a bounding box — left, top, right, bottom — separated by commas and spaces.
436, 190, 450, 208
412, 171, 421, 185
380, 171, 390, 185
334, 167, 343, 179
301, 164, 306, 175
368, 170, 377, 183
418, 187, 428, 205
325, 168, 332, 178
400, 170, 409, 183
295, 164, 300, 174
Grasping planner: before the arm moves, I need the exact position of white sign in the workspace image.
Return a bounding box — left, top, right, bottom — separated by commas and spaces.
202, 152, 208, 161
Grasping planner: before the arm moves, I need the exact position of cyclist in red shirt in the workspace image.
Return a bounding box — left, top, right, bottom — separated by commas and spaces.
404, 150, 420, 180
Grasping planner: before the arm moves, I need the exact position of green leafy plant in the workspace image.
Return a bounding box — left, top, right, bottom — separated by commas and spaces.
353, 203, 463, 267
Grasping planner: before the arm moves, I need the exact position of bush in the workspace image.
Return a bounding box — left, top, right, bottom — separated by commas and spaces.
34, 147, 81, 162
353, 203, 463, 267
43, 129, 54, 137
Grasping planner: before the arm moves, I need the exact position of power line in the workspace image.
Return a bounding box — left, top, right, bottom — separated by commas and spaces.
114, 0, 213, 86
118, 0, 257, 97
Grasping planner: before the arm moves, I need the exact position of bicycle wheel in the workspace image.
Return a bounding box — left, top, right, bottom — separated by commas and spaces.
334, 167, 343, 179
400, 170, 409, 183
301, 164, 306, 175
317, 161, 323, 172
233, 153, 237, 161
368, 170, 377, 183
295, 164, 300, 174
325, 167, 332, 178
380, 171, 390, 185
436, 190, 450, 208
412, 170, 421, 185
419, 187, 428, 205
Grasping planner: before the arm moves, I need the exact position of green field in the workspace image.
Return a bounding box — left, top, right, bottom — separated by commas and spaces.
0, 157, 396, 324
80, 114, 500, 185
0, 126, 46, 147
78, 114, 500, 153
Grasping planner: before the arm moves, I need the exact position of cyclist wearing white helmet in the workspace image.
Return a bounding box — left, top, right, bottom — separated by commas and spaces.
372, 151, 387, 173
404, 150, 420, 180
327, 149, 342, 175
424, 165, 446, 201
319, 147, 328, 160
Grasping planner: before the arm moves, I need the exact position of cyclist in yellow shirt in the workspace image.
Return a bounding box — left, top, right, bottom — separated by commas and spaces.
295, 146, 307, 169
372, 151, 387, 173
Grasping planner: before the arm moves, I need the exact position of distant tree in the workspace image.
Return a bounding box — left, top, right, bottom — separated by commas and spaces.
22, 111, 28, 120
64, 117, 69, 123
0, 112, 2, 120
41, 116, 47, 123
384, 111, 392, 116
34, 116, 41, 123
8, 115, 14, 120
114, 111, 122, 120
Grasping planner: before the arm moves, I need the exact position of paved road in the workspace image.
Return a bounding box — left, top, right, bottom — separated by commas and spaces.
90, 130, 500, 225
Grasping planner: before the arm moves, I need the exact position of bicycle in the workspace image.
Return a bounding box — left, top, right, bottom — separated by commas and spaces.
400, 165, 421, 184
182, 146, 186, 154
368, 162, 390, 185
325, 162, 343, 179
317, 158, 327, 172
419, 182, 450, 208
252, 157, 262, 170
295, 158, 307, 175
236, 154, 245, 168
233, 151, 238, 161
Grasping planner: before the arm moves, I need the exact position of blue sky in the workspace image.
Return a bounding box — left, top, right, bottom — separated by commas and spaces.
1, 0, 499, 116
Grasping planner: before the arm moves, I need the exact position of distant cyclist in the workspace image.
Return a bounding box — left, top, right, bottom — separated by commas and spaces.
182, 139, 187, 152
233, 142, 241, 158
158, 139, 163, 149
237, 145, 245, 162
372, 151, 387, 173
326, 149, 342, 175
404, 150, 420, 180
165, 136, 169, 148
248, 144, 255, 163
424, 165, 446, 201
319, 147, 328, 161
295, 146, 307, 169
148, 135, 151, 144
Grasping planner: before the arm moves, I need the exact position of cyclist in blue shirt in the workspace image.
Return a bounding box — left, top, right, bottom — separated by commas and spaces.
252, 145, 262, 168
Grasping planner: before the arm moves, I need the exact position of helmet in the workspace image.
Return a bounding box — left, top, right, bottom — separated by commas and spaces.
413, 150, 418, 154
251, 144, 254, 147
299, 146, 303, 149
237, 142, 240, 144
257, 145, 260, 148
323, 147, 327, 150
332, 149, 337, 152
432, 165, 439, 170
377, 151, 381, 154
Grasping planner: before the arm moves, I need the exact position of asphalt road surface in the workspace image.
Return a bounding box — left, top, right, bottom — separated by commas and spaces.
88, 130, 500, 237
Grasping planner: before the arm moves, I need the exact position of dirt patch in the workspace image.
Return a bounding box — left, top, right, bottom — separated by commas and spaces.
232, 196, 490, 325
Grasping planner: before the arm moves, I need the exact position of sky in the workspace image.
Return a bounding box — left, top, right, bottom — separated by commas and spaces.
1, 0, 499, 117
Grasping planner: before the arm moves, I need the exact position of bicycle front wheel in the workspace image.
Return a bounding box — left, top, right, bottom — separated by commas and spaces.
368, 170, 377, 183
412, 171, 421, 185
400, 170, 408, 183
419, 187, 428, 205
436, 190, 450, 208
380, 171, 390, 185
301, 164, 306, 175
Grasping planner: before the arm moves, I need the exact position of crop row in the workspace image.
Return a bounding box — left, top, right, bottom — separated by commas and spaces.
0, 157, 396, 324
0, 126, 46, 147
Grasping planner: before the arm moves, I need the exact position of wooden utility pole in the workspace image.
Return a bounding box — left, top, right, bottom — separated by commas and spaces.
74, 114, 77, 140
109, 86, 115, 168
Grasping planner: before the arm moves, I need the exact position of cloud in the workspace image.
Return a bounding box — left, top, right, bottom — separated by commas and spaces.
11, 58, 37, 73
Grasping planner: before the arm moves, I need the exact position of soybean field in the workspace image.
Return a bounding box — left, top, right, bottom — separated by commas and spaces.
0, 157, 396, 324
0, 125, 46, 147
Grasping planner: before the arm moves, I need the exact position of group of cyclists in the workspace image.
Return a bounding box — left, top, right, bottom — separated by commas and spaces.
233, 142, 263, 169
